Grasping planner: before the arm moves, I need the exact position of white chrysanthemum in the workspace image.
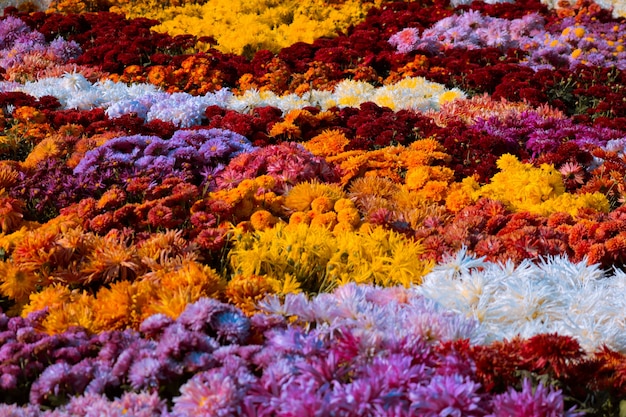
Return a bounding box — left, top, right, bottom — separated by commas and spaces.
65, 90, 105, 110
105, 98, 151, 120
273, 93, 312, 113
230, 89, 273, 113
96, 79, 161, 105
332, 79, 376, 108
416, 252, 626, 352
427, 247, 487, 281
370, 78, 466, 111
60, 72, 92, 91
307, 89, 335, 109
146, 93, 211, 127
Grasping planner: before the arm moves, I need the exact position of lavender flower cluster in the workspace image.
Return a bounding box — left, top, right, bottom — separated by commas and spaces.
73, 128, 256, 190
0, 298, 250, 415
0, 16, 81, 71
0, 285, 580, 416
470, 110, 624, 156
389, 11, 545, 54
390, 10, 626, 70
529, 16, 626, 70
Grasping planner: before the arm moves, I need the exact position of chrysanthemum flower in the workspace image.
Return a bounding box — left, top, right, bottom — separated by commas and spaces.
81, 235, 142, 284
487, 378, 582, 417
284, 181, 345, 213
225, 274, 276, 315
0, 260, 40, 303
173, 370, 243, 417
249, 209, 278, 231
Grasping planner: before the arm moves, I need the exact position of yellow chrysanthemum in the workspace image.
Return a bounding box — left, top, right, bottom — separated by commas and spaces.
477, 154, 609, 216
284, 181, 345, 213
229, 222, 432, 294
0, 260, 41, 303
336, 207, 361, 227
144, 285, 205, 320
225, 274, 276, 315
115, 0, 381, 56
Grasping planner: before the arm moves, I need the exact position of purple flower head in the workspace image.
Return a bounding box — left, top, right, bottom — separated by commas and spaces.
29, 362, 73, 405
114, 391, 168, 417
173, 366, 252, 417
487, 378, 583, 417
62, 391, 166, 417
198, 137, 231, 159
0, 403, 42, 417
60, 392, 115, 417
73, 134, 154, 177
140, 314, 175, 339
409, 374, 485, 417
0, 341, 23, 363
211, 309, 251, 345
128, 357, 163, 391
15, 326, 42, 344
0, 372, 18, 390
83, 365, 116, 396
48, 37, 82, 62
177, 297, 228, 333
110, 339, 156, 380
0, 16, 31, 50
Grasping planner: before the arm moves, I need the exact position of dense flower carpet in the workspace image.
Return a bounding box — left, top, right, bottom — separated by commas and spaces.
4, 0, 626, 414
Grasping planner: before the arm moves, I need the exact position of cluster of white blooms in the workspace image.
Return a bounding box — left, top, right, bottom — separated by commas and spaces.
0, 0, 51, 10
0, 73, 465, 126
0, 73, 161, 110
414, 248, 626, 353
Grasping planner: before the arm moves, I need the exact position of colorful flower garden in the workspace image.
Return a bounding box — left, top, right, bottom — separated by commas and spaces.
3, 0, 626, 414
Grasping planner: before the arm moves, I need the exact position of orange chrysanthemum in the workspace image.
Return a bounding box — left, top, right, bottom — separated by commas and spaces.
40, 291, 96, 334
81, 236, 143, 284
0, 163, 19, 189
225, 274, 275, 315
21, 283, 72, 318
92, 280, 134, 331
0, 190, 25, 234
0, 260, 40, 303
250, 210, 278, 231
96, 186, 127, 211
304, 129, 349, 157
21, 136, 65, 171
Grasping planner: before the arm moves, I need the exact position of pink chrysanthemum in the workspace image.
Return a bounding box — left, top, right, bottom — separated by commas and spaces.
173, 370, 241, 417
389, 28, 420, 54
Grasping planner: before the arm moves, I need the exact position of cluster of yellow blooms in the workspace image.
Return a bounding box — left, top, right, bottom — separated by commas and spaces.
458, 154, 610, 216
229, 222, 433, 295
106, 0, 382, 56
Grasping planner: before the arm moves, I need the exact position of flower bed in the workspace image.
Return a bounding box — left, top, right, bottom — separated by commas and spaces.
1, 0, 626, 415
